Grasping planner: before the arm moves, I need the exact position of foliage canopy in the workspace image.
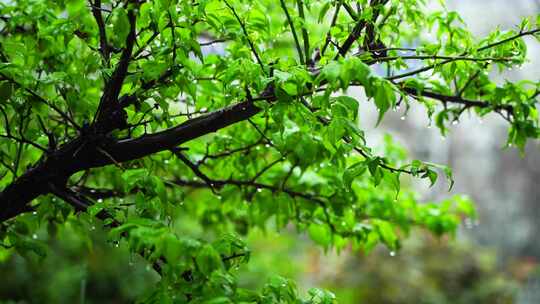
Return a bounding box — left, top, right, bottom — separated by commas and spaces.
0, 0, 538, 302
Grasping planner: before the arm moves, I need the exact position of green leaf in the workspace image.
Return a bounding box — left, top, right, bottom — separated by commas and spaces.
308, 288, 336, 304
66, 0, 85, 17
282, 81, 298, 96
422, 168, 438, 187
318, 2, 331, 23
334, 96, 359, 120
343, 161, 367, 190
196, 245, 224, 276
318, 61, 341, 86
112, 8, 130, 47
308, 223, 332, 247
374, 220, 398, 249
367, 157, 383, 186
373, 80, 396, 126
326, 117, 346, 145
121, 168, 148, 191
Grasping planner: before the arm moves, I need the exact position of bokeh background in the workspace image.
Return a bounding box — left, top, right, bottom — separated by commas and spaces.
1, 1, 539, 303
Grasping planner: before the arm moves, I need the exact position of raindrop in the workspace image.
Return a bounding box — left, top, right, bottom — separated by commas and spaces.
265, 144, 271, 148
32, 234, 38, 239
389, 251, 396, 257
32, 211, 37, 215
440, 136, 445, 141
319, 163, 326, 168
97, 198, 103, 203
452, 120, 458, 125
90, 226, 96, 231
400, 116, 406, 120
256, 188, 262, 193
281, 283, 287, 287
427, 125, 432, 129
164, 159, 169, 164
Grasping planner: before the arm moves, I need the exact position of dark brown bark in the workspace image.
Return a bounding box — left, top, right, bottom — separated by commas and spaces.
0, 97, 266, 223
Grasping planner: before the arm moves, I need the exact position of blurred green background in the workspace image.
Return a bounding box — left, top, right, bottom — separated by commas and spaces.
0, 221, 525, 303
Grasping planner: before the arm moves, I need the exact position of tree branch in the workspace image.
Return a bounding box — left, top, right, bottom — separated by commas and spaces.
398, 85, 513, 113
223, 0, 266, 73
93, 7, 137, 132
280, 0, 305, 65
337, 0, 388, 57
90, 0, 110, 65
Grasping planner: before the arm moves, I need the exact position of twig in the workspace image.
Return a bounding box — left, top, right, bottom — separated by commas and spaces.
223, 0, 266, 73
280, 0, 305, 65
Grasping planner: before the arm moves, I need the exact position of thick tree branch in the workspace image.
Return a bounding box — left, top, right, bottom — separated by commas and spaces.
93, 7, 137, 132
0, 93, 271, 223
